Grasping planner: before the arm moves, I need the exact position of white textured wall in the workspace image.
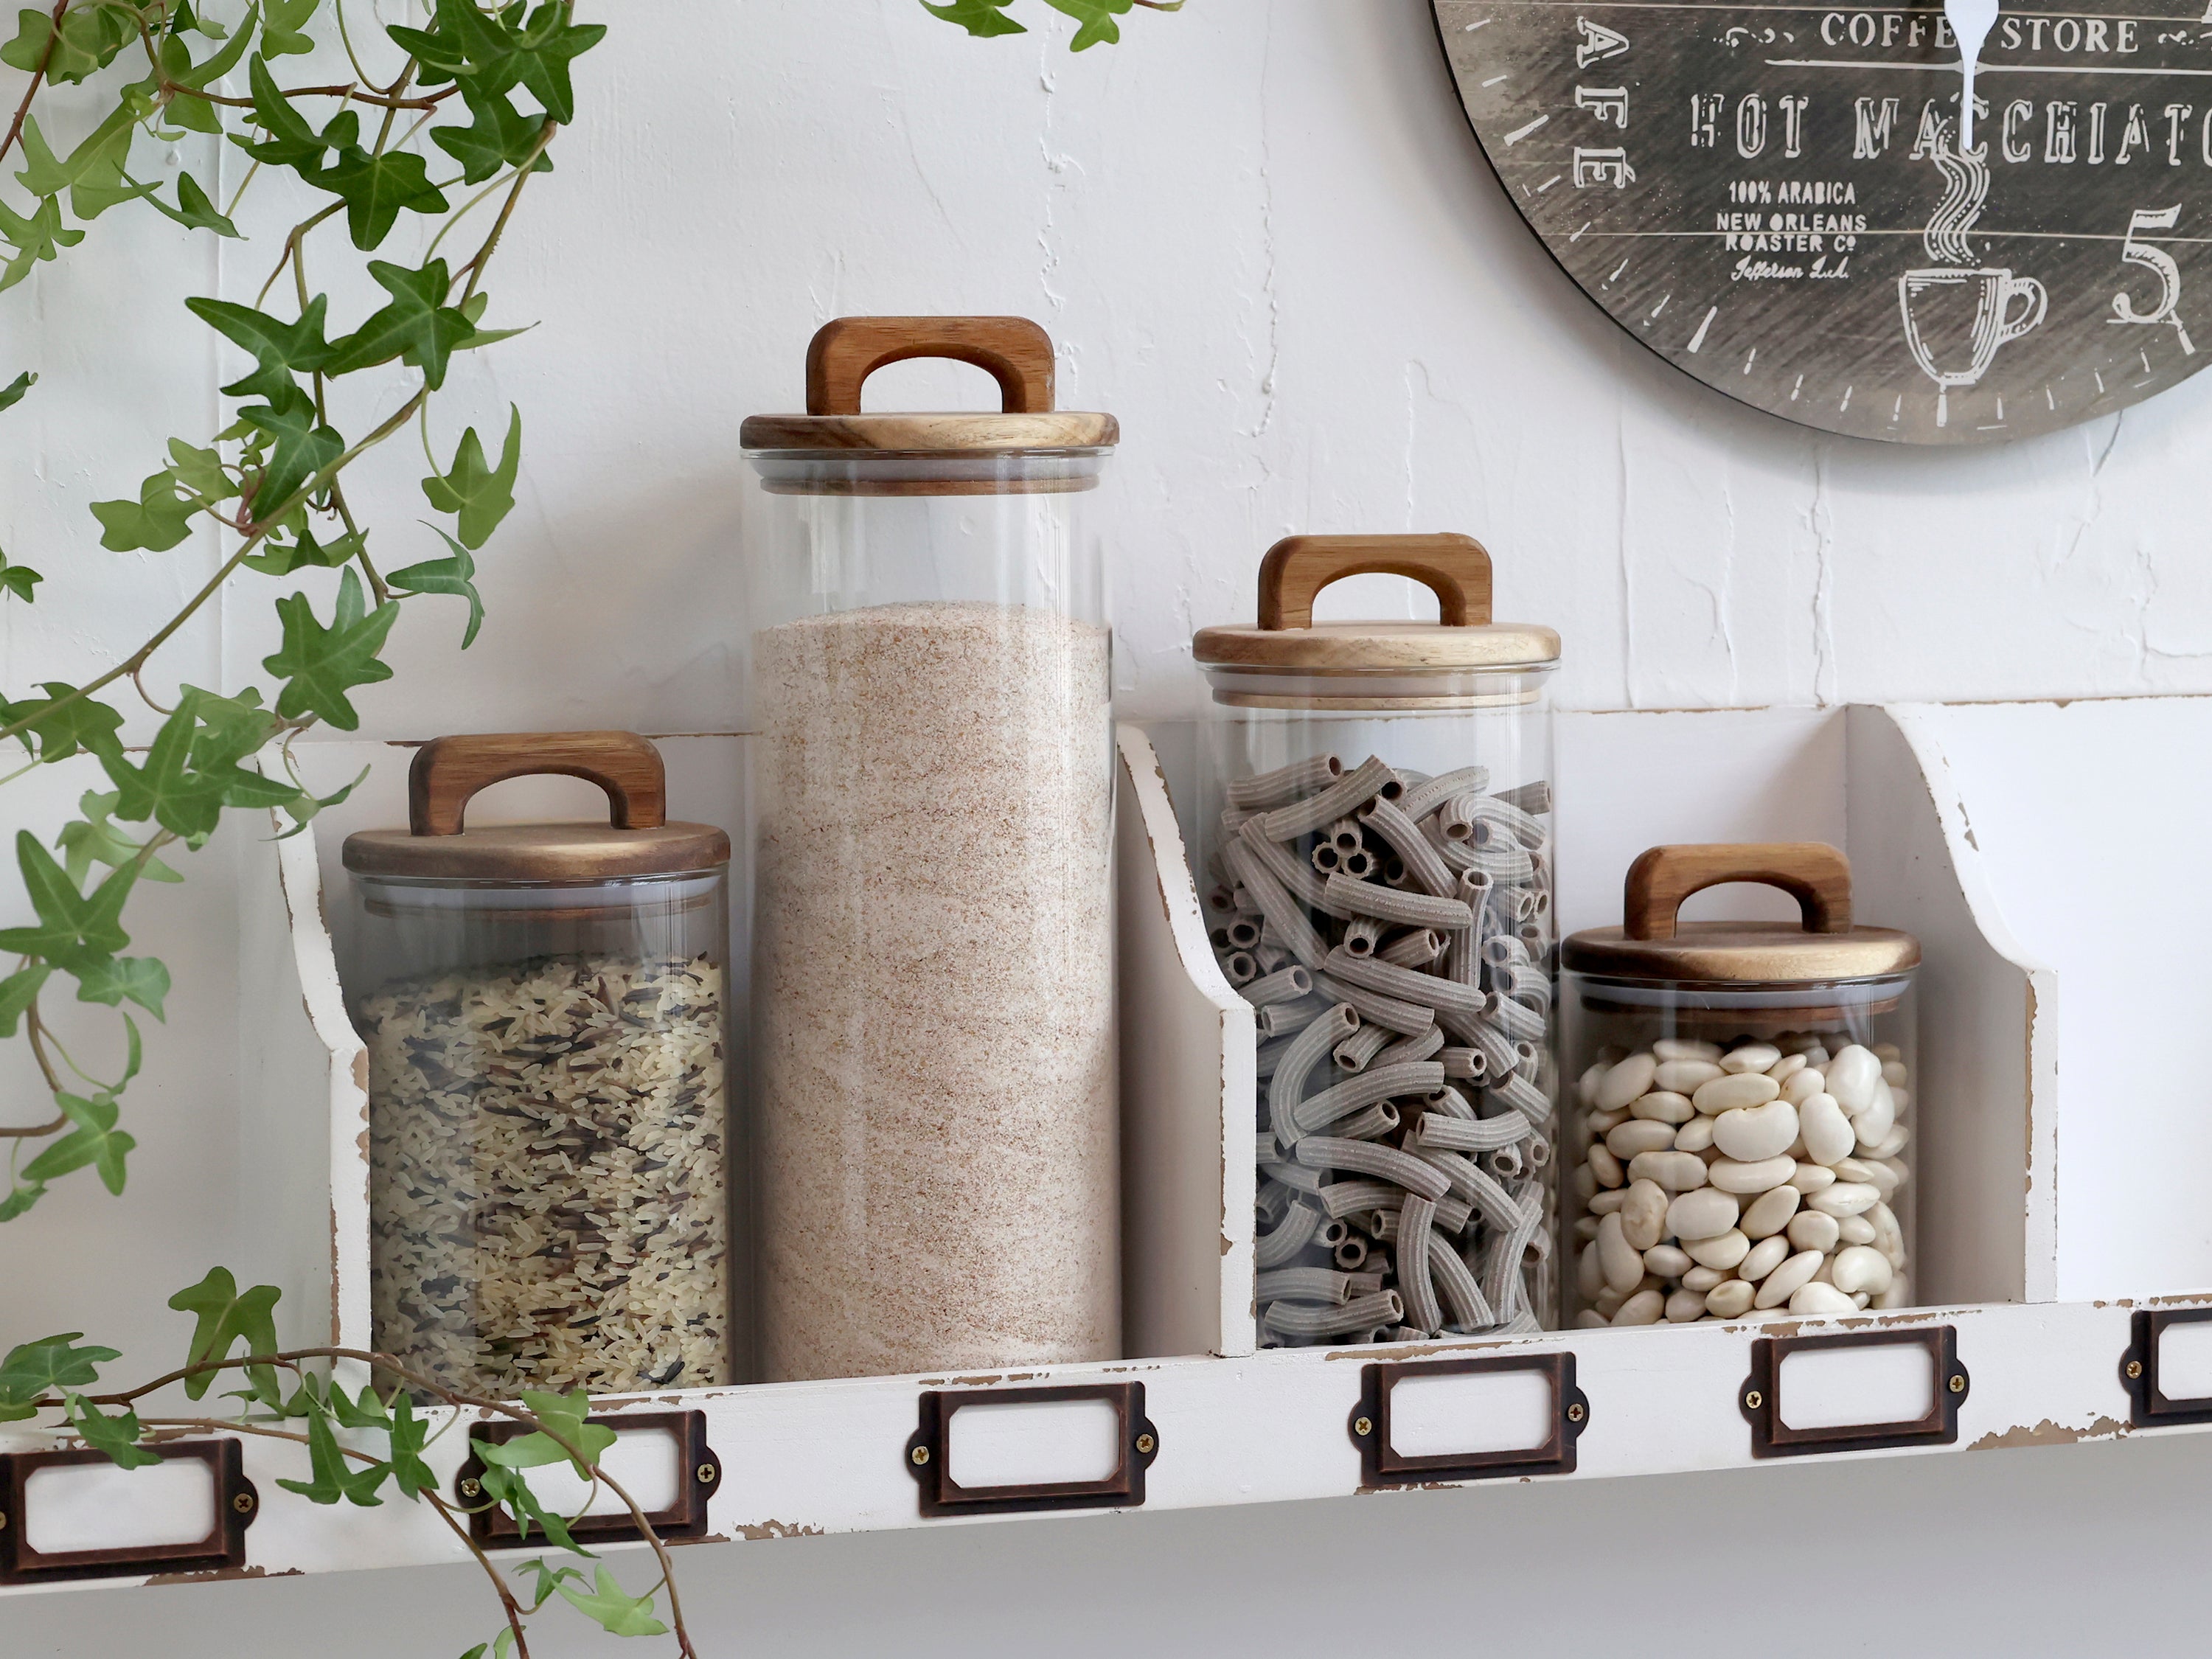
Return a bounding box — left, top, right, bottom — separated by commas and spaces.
4, 1, 2211, 1652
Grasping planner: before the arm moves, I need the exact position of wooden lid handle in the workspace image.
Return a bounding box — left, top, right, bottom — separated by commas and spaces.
805, 316, 1057, 417
1624, 843, 1854, 941
409, 731, 667, 838
1256, 534, 1495, 631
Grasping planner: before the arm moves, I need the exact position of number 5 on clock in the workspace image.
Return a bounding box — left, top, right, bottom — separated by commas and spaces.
2112, 205, 2197, 355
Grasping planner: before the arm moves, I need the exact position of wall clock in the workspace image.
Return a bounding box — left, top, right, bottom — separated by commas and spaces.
1433, 0, 2212, 442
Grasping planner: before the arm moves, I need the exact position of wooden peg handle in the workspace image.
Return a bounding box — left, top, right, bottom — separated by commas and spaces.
408, 731, 667, 838
805, 316, 1057, 416
1624, 843, 1854, 941
1256, 534, 1495, 631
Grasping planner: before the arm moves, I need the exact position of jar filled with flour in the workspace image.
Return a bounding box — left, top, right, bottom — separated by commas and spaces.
1560, 844, 1920, 1329
741, 316, 1118, 1382
342, 732, 735, 1398
1192, 535, 1562, 1347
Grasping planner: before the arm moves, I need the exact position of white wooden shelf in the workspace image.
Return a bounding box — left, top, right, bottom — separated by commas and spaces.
4, 698, 2207, 1592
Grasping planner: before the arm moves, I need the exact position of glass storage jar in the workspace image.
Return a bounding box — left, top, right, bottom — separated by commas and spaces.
1192, 534, 1562, 1346
1559, 843, 1920, 1328
342, 731, 735, 1399
740, 316, 1119, 1382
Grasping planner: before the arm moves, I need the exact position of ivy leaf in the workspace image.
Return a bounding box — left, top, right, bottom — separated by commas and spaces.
0, 829, 134, 968
15, 109, 153, 219
0, 195, 83, 292
920, 0, 1028, 37
261, 0, 317, 56
169, 1267, 284, 1405
0, 369, 31, 411
22, 1091, 135, 1195
0, 682, 126, 764
0, 1332, 119, 1418
58, 790, 186, 886
172, 1, 257, 88
1, 5, 129, 84
185, 293, 333, 403
68, 1395, 161, 1469
421, 406, 521, 549
555, 1567, 669, 1638
517, 1388, 613, 1473
0, 551, 40, 602
1041, 0, 1133, 49
310, 143, 449, 251
91, 468, 198, 553
276, 1408, 390, 1506
72, 956, 169, 1020
262, 567, 397, 730
0, 964, 49, 1037
431, 88, 551, 184
476, 1466, 585, 1554
144, 171, 240, 237
239, 385, 344, 518
388, 1394, 437, 1498
243, 521, 363, 576
167, 439, 239, 505
397, 0, 604, 125
233, 54, 329, 171
324, 259, 474, 389
389, 526, 484, 647
105, 703, 232, 840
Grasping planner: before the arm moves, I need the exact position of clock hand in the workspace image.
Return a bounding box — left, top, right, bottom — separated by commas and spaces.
1945, 0, 1999, 151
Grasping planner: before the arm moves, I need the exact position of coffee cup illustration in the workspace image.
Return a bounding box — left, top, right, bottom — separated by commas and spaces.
1898, 266, 2047, 389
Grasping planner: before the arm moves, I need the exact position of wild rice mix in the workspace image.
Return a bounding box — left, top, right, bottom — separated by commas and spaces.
364, 952, 729, 1398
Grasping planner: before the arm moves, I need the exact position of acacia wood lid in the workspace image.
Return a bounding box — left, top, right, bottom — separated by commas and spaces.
1562, 843, 1920, 984
739, 316, 1117, 459
1192, 535, 1560, 672
342, 731, 729, 883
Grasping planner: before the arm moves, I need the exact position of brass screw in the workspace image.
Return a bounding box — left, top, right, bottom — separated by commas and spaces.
1566, 1403, 1585, 1423
1353, 1416, 1374, 1437
1134, 1433, 1155, 1455
695, 1462, 717, 1486
459, 1477, 483, 1499
1949, 1374, 1967, 1394
232, 1492, 256, 1516
0, 1510, 10, 1531
910, 1445, 931, 1467
1744, 1389, 1764, 1411
2127, 1360, 2144, 1380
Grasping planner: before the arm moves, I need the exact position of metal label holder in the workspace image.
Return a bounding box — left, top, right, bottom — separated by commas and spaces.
1739, 1325, 1968, 1458
456, 1410, 722, 1547
0, 1439, 258, 1585
2121, 1308, 2212, 1427
905, 1382, 1158, 1519
1350, 1352, 1589, 1486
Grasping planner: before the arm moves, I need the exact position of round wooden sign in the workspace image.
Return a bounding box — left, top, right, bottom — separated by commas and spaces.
1434, 0, 2212, 443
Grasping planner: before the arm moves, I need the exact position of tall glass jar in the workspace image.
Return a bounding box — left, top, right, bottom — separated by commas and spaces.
1559, 844, 1920, 1329
1192, 535, 1562, 1346
740, 316, 1119, 1382
341, 732, 735, 1399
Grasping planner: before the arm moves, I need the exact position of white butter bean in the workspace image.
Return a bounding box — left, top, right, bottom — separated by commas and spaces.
1681, 1264, 1728, 1292
1853, 1079, 1897, 1150
1788, 1281, 1857, 1315
1667, 1187, 1741, 1241
1798, 1091, 1856, 1167
1766, 1052, 1807, 1082
1576, 1061, 1610, 1107
1721, 1043, 1781, 1074
1655, 1038, 1722, 1062
1714, 1099, 1800, 1163
1621, 1178, 1670, 1251
1588, 1187, 1629, 1215
1592, 1284, 1627, 1318
1870, 1200, 1906, 1268
1692, 1073, 1782, 1115
1630, 1090, 1695, 1124
1575, 1309, 1610, 1329
1739, 1234, 1790, 1282
1808, 1181, 1879, 1217
1613, 1287, 1666, 1326
1573, 1162, 1599, 1203
1741, 1183, 1802, 1239
1798, 1046, 1832, 1067
1788, 1163, 1837, 1194
1786, 1211, 1840, 1253
1664, 1287, 1708, 1323
1826, 1045, 1880, 1113
1573, 1216, 1599, 1242
1628, 1150, 1710, 1191
1684, 1228, 1750, 1270
1874, 1043, 1901, 1061
1830, 1244, 1894, 1295
1880, 1060, 1908, 1087
1597, 1210, 1644, 1294
1607, 1119, 1677, 1159
1654, 1060, 1725, 1094
1704, 1279, 1756, 1318
1596, 1052, 1660, 1111
1888, 1088, 1911, 1115
1587, 1106, 1630, 1137
1866, 1124, 1909, 1160
1754, 1250, 1823, 1308
1590, 1143, 1625, 1188
1673, 1115, 1717, 1154
1834, 1213, 1875, 1245
1578, 1239, 1603, 1298
1643, 1243, 1694, 1278
1709, 1154, 1798, 1194
1782, 1068, 1826, 1106
1858, 1158, 1902, 1201
1874, 1273, 1910, 1310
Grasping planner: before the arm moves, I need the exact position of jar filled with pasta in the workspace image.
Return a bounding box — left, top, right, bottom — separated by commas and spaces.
741, 316, 1119, 1381
1560, 844, 1920, 1328
342, 731, 736, 1398
1192, 535, 1562, 1346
